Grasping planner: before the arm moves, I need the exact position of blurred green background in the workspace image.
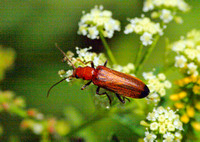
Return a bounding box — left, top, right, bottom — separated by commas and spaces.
0, 0, 200, 141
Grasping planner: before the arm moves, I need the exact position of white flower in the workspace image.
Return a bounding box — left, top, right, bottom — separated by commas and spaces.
87, 26, 99, 39
163, 132, 174, 142
175, 55, 187, 68
124, 24, 134, 34
124, 17, 162, 37
160, 9, 173, 23
142, 107, 183, 141
170, 30, 200, 77
158, 73, 166, 81
177, 0, 190, 12
112, 64, 123, 72
175, 132, 182, 139
58, 69, 73, 80
32, 123, 43, 135
143, 0, 154, 12
158, 114, 166, 122
93, 56, 100, 67
144, 131, 157, 142
143, 72, 155, 80
167, 123, 175, 131
146, 92, 160, 104
174, 119, 183, 130
157, 106, 165, 114
172, 41, 186, 52
159, 88, 166, 96
184, 49, 197, 60
140, 32, 153, 46
143, 0, 190, 12
78, 24, 87, 35
36, 113, 44, 120
159, 124, 167, 134
126, 63, 135, 70
150, 122, 159, 130
143, 71, 171, 105
153, 0, 163, 7
78, 5, 120, 39
187, 62, 198, 75
165, 109, 176, 121
76, 46, 92, 57
147, 112, 157, 121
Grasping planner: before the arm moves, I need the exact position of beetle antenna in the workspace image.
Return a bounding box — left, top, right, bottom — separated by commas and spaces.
47, 77, 67, 98
55, 43, 76, 69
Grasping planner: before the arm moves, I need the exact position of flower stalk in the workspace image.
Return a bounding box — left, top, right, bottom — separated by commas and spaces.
135, 44, 143, 68
99, 31, 117, 64
135, 34, 160, 75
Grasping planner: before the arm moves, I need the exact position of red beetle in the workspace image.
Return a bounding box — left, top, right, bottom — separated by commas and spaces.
47, 44, 150, 104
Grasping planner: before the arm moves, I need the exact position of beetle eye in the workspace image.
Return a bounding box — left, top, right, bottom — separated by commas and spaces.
75, 74, 79, 78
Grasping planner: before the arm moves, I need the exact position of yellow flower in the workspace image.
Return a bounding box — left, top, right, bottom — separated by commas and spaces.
183, 77, 192, 84
193, 85, 200, 94
178, 91, 187, 99
186, 106, 195, 117
181, 114, 190, 123
197, 78, 200, 85
191, 75, 198, 82
174, 102, 185, 109
170, 94, 179, 101
175, 80, 184, 87
195, 102, 200, 111
191, 122, 200, 131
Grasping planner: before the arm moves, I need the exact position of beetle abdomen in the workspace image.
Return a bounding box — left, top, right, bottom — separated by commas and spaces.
92, 66, 150, 98
139, 85, 150, 98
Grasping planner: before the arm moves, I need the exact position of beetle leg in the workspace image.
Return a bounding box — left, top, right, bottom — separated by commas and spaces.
115, 94, 125, 104
76, 59, 94, 68
104, 60, 108, 67
91, 62, 94, 68
81, 81, 92, 90
123, 97, 130, 102
96, 87, 112, 105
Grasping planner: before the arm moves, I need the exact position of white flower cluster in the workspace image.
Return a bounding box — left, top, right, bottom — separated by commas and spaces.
143, 0, 190, 12
77, 5, 120, 39
141, 106, 183, 142
112, 63, 135, 74
143, 0, 190, 24
171, 29, 200, 76
143, 71, 171, 104
124, 17, 163, 46
58, 46, 107, 81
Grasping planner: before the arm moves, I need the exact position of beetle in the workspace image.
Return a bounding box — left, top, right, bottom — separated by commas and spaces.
47, 44, 150, 104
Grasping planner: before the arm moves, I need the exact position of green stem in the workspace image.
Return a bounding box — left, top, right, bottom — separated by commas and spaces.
164, 38, 170, 71
135, 44, 143, 69
135, 35, 160, 75
99, 31, 117, 64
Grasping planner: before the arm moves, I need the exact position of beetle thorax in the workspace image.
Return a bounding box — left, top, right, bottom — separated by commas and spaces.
74, 66, 96, 80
